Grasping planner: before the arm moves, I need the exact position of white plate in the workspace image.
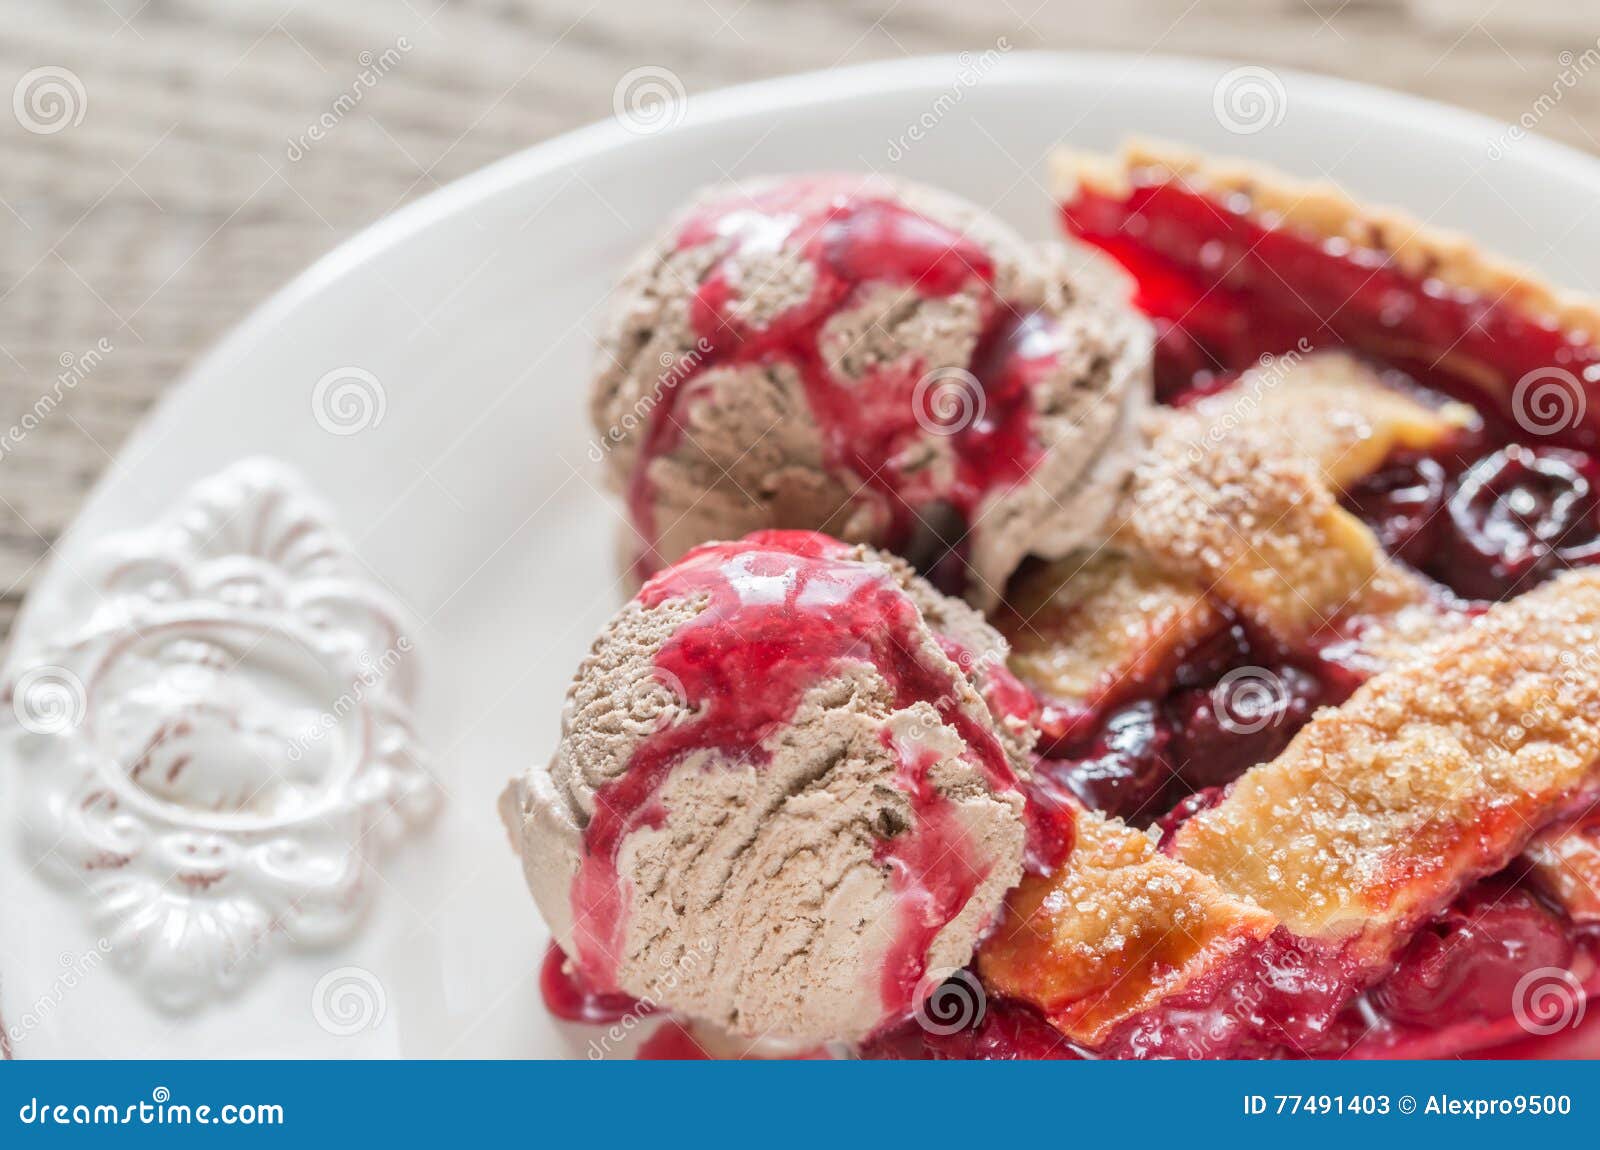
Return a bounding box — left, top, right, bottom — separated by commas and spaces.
6, 52, 1600, 1059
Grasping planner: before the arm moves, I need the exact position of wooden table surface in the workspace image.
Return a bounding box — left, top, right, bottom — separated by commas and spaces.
2, 0, 1597, 637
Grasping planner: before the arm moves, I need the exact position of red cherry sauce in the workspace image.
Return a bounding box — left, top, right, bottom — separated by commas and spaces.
568, 530, 1031, 1017
1061, 175, 1600, 430
1025, 619, 1357, 829
860, 996, 1084, 1060
540, 941, 645, 1025
627, 177, 1053, 586
635, 1021, 712, 1060
636, 1020, 838, 1060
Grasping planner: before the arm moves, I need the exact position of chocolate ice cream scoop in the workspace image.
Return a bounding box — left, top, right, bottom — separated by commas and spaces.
589, 174, 1152, 607
500, 530, 1037, 1045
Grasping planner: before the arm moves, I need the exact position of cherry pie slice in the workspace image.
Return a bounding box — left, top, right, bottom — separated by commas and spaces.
982, 572, 1600, 1058
954, 141, 1600, 1059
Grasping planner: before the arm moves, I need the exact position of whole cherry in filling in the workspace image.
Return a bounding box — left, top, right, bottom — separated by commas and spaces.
1369, 881, 1576, 1031
1438, 445, 1600, 599
1340, 449, 1453, 566
1030, 623, 1339, 825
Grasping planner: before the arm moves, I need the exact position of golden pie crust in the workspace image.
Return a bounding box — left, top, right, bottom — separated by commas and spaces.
997, 549, 1221, 712
999, 351, 1465, 702
1173, 570, 1600, 963
983, 575, 1600, 1045
977, 806, 1275, 1047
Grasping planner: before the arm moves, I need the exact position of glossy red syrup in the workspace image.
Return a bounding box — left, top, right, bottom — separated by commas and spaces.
636, 1019, 837, 1060
635, 1020, 712, 1060
539, 942, 645, 1025
568, 530, 1029, 1014
860, 996, 1083, 1060
1020, 770, 1077, 878
1028, 620, 1356, 827
1061, 178, 1600, 438
628, 178, 1053, 589
1369, 884, 1574, 1030
875, 739, 988, 1007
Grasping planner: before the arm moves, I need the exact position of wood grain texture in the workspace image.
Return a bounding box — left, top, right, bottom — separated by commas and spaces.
1, 0, 1597, 638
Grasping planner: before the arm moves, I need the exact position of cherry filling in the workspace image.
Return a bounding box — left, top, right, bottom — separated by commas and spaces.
539, 942, 645, 1025
635, 1021, 711, 1061
1334, 436, 1600, 601
1368, 882, 1575, 1031
1029, 623, 1348, 827
1340, 447, 1456, 566
1017, 169, 1600, 1057
628, 179, 1054, 591
1439, 446, 1600, 597
1062, 175, 1600, 436
860, 995, 1083, 1061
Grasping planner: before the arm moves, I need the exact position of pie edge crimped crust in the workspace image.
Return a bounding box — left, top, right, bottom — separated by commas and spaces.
1172, 568, 1600, 960
1049, 137, 1600, 343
